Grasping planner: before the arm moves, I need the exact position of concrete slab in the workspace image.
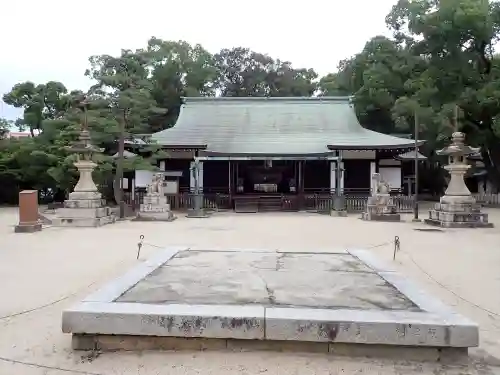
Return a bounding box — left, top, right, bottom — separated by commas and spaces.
116, 251, 416, 310
62, 247, 479, 351
63, 302, 265, 340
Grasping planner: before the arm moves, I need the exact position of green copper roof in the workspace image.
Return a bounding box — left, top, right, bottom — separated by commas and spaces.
152, 97, 418, 155
396, 150, 427, 161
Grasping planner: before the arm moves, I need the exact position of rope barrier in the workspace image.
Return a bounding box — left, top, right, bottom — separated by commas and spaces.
365, 236, 500, 319
0, 280, 100, 321
0, 356, 105, 375
1, 237, 167, 321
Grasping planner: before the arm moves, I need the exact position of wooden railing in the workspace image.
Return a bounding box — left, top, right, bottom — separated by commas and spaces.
473, 193, 500, 207
125, 191, 232, 212
167, 193, 232, 211
302, 194, 414, 213
126, 191, 415, 213
115, 191, 500, 213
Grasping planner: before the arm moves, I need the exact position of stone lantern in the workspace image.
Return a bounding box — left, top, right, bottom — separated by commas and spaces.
53, 98, 116, 227
425, 132, 493, 228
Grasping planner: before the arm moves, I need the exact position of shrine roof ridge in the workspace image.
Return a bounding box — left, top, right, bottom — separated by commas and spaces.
181, 96, 353, 103
151, 95, 420, 154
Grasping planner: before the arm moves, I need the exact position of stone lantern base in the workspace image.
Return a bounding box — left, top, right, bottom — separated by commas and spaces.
425, 200, 493, 228
52, 161, 116, 228
52, 195, 116, 227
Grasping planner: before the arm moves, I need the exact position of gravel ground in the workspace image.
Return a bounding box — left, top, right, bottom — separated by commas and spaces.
1, 206, 500, 374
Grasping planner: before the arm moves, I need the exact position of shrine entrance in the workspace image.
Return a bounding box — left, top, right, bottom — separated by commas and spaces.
232, 160, 296, 212
237, 160, 297, 195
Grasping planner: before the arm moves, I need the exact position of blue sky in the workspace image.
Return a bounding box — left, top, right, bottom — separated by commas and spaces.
0, 0, 395, 121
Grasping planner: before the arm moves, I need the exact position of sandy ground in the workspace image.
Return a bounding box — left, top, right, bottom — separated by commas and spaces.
1, 205, 500, 374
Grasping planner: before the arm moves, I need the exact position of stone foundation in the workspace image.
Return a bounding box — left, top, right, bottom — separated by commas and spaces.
362, 211, 401, 222
62, 247, 479, 358
425, 202, 493, 228
362, 201, 401, 222
71, 334, 468, 362
53, 196, 116, 228
329, 210, 346, 217
135, 194, 176, 222
187, 208, 210, 218
14, 223, 42, 233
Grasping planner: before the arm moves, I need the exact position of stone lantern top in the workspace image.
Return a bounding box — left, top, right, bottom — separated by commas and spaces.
66, 96, 103, 160
436, 132, 479, 160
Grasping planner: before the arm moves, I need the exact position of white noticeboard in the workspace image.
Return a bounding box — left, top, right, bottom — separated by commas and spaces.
379, 167, 402, 190
164, 180, 178, 194
135, 170, 154, 187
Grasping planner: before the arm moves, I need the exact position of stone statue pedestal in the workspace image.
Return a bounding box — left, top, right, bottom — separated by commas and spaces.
362, 194, 401, 222
53, 161, 116, 227
362, 173, 400, 222
135, 193, 176, 222
424, 132, 493, 228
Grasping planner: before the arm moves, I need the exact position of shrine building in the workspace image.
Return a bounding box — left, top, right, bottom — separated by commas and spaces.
132, 97, 420, 212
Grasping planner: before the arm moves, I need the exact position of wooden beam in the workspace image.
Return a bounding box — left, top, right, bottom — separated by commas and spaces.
196, 155, 339, 161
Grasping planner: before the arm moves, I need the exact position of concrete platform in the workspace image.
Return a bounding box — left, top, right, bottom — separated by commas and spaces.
424, 218, 494, 228
62, 247, 479, 353
134, 212, 177, 222
361, 212, 401, 222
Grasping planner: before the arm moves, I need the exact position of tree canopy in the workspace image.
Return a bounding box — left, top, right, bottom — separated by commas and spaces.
3, 0, 500, 203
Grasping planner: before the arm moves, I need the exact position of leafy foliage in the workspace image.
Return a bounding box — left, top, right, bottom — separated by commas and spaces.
215, 47, 318, 97
0, 118, 13, 138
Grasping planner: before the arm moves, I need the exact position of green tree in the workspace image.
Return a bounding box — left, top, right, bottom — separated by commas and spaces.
214, 47, 318, 97
2, 81, 69, 137
318, 36, 426, 135
386, 0, 500, 187
145, 38, 218, 131
85, 49, 167, 213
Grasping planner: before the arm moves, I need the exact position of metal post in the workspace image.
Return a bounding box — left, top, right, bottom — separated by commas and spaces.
187, 158, 208, 218
333, 151, 346, 216
413, 111, 420, 222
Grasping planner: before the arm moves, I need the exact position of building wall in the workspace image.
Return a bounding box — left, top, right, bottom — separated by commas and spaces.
378, 159, 403, 191
161, 159, 191, 191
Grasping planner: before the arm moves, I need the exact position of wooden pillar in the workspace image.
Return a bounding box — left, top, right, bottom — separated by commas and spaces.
228, 160, 232, 196
297, 160, 304, 210
190, 161, 195, 193
300, 160, 307, 192
189, 160, 203, 193
370, 161, 377, 194
298, 160, 303, 193
330, 161, 336, 193
15, 190, 42, 233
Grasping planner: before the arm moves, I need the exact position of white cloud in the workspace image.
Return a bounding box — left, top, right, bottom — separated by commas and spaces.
0, 0, 396, 119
